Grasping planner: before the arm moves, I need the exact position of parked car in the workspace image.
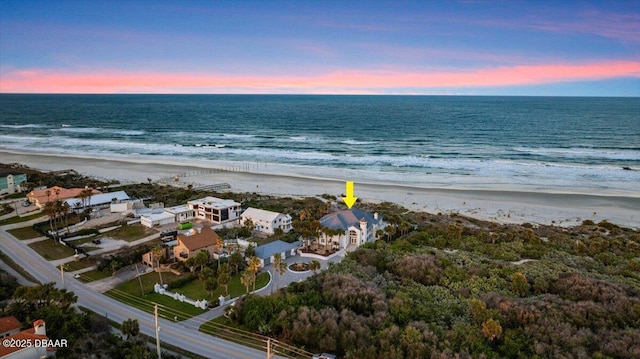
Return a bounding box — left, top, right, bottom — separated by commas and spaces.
74, 274, 81, 279
21, 200, 31, 207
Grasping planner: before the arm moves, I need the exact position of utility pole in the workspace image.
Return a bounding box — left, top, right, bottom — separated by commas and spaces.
60, 264, 65, 288
155, 304, 161, 359
135, 264, 144, 296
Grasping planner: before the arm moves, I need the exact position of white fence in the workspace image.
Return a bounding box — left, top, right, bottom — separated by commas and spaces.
153, 283, 208, 309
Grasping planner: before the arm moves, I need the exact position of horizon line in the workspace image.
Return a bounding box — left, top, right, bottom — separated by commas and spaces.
1, 92, 639, 98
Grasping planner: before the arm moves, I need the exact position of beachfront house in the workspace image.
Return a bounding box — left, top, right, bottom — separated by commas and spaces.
140, 204, 195, 228
187, 196, 241, 225
254, 240, 302, 267
27, 186, 101, 208
241, 207, 292, 235
319, 208, 384, 250
164, 204, 195, 222
0, 170, 27, 196
141, 211, 175, 228
65, 190, 130, 212
173, 226, 221, 261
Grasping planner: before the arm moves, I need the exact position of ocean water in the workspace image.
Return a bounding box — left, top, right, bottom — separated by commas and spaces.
1, 94, 639, 194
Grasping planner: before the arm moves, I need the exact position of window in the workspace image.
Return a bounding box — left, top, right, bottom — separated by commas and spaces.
349, 230, 358, 244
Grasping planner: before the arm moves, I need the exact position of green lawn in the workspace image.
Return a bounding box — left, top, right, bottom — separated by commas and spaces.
0, 211, 45, 226
7, 226, 42, 240
64, 256, 97, 271
76, 269, 112, 282
172, 271, 270, 301
106, 271, 205, 321
28, 239, 76, 260
96, 224, 153, 242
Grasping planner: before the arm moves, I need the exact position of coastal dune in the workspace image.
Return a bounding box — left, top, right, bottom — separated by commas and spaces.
2, 150, 639, 229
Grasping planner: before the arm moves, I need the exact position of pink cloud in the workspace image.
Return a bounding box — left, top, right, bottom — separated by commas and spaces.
1, 60, 639, 94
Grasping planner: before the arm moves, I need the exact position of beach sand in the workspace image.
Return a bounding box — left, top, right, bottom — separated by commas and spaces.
2, 150, 639, 228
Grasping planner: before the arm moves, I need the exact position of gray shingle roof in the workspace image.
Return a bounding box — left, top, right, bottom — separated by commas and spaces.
319, 208, 381, 230
255, 240, 302, 259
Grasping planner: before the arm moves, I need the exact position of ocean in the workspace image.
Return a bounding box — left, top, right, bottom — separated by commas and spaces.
1, 94, 639, 194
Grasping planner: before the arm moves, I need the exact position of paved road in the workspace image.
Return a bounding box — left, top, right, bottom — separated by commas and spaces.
0, 226, 279, 359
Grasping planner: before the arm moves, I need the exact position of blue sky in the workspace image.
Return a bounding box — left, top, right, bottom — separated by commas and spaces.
1, 0, 639, 95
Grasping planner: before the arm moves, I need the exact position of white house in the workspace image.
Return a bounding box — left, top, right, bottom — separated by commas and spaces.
164, 204, 195, 222
241, 207, 292, 235
187, 197, 241, 225
141, 212, 175, 228
110, 198, 144, 213
318, 208, 384, 250
65, 191, 130, 212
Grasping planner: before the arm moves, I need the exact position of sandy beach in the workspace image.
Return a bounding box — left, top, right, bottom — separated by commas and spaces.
2, 150, 639, 228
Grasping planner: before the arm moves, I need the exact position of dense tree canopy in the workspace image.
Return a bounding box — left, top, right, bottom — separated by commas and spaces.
232, 214, 640, 358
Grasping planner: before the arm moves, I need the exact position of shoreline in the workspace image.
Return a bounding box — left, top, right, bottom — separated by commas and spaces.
2, 149, 639, 229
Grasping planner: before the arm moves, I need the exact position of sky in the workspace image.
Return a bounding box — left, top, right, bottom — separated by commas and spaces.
1, 0, 639, 95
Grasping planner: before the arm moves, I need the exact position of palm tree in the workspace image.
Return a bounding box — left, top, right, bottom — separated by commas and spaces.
199, 267, 213, 283
121, 319, 140, 340
229, 250, 243, 274
43, 201, 58, 239
241, 269, 253, 294
217, 270, 230, 296
61, 201, 71, 234
309, 260, 321, 275
204, 277, 217, 298
151, 245, 164, 269
308, 219, 321, 248
214, 236, 224, 266
243, 217, 254, 230
194, 250, 210, 271
384, 225, 396, 242
247, 256, 261, 291
272, 253, 287, 293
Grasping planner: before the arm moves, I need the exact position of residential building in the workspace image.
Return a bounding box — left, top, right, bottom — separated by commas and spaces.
254, 240, 302, 267
0, 319, 56, 358
141, 212, 175, 228
65, 191, 130, 211
142, 241, 176, 268
110, 198, 144, 213
0, 316, 21, 338
241, 207, 292, 235
319, 208, 384, 250
187, 197, 241, 225
0, 170, 27, 196
140, 204, 195, 228
27, 186, 100, 208
164, 204, 195, 223
173, 227, 221, 261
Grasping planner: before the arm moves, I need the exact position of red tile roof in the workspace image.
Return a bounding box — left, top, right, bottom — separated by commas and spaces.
0, 320, 54, 357
0, 316, 21, 334
178, 227, 220, 251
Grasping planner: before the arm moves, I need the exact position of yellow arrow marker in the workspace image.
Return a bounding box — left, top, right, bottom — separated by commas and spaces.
342, 181, 358, 209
